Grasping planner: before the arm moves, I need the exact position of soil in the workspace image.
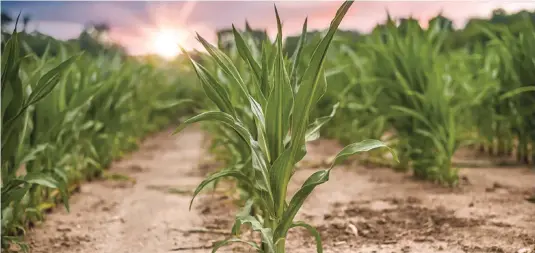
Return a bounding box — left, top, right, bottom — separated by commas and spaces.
24, 127, 535, 253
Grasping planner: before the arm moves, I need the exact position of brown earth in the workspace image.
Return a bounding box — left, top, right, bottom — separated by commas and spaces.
24, 127, 535, 253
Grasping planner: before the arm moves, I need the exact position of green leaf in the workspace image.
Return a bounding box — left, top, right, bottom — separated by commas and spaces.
2, 60, 23, 124
54, 168, 68, 184
211, 237, 261, 253
415, 129, 447, 156
275, 169, 330, 239
331, 139, 398, 168
260, 42, 272, 97
67, 82, 103, 109
2, 207, 14, 227
1, 74, 14, 119
1, 32, 20, 89
181, 47, 237, 117
231, 199, 255, 235
18, 144, 50, 167
173, 111, 253, 147
499, 86, 535, 101
305, 103, 339, 142
196, 33, 266, 124
290, 221, 323, 253
1, 179, 26, 198
1, 184, 30, 208
215, 200, 274, 253
152, 99, 194, 110
290, 18, 308, 89
231, 214, 274, 253
391, 105, 433, 130
24, 173, 60, 189
232, 25, 262, 83
265, 5, 294, 159
25, 55, 79, 107
189, 169, 254, 210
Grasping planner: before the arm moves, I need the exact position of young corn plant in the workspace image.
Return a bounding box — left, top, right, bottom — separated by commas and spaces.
198, 26, 275, 203
479, 19, 535, 164
1, 31, 75, 251
175, 1, 396, 252
355, 16, 481, 185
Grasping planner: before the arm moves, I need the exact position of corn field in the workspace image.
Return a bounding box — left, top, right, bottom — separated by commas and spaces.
320, 11, 535, 185
1, 27, 199, 250
1, 1, 535, 252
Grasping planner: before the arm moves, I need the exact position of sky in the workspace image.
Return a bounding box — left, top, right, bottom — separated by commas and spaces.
2, 1, 535, 56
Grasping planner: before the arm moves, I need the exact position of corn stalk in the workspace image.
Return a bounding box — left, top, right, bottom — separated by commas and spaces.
175, 2, 397, 252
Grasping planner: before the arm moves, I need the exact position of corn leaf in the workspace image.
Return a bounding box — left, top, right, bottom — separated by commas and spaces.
274, 169, 329, 238
173, 111, 252, 146
330, 139, 398, 168
290, 18, 308, 89
232, 25, 262, 84
290, 221, 323, 253
25, 55, 79, 107
189, 169, 254, 210
265, 5, 294, 159
211, 238, 261, 253
182, 48, 237, 117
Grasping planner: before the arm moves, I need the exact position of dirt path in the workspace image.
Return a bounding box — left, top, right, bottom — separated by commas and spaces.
27, 128, 535, 253
28, 126, 213, 253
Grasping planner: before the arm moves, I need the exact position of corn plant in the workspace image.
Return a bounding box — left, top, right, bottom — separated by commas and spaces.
477, 18, 535, 164
175, 1, 396, 252
318, 16, 495, 185
301, 10, 533, 181
199, 26, 274, 203
1, 31, 75, 250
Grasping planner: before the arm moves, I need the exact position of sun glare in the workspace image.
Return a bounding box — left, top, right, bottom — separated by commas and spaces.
151, 29, 184, 59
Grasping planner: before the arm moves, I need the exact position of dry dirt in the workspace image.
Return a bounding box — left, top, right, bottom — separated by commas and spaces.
24, 127, 535, 253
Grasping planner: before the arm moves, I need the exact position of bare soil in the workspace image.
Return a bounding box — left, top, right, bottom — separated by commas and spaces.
25, 127, 535, 253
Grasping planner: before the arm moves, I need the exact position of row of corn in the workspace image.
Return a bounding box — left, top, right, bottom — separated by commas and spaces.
1, 31, 199, 250
320, 12, 535, 185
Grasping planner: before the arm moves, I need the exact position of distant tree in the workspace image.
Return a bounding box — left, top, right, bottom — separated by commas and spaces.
77, 22, 126, 56
216, 28, 233, 50
93, 22, 110, 34
491, 8, 508, 24
83, 22, 112, 44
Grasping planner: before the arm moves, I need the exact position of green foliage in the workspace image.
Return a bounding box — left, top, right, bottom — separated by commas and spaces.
316, 9, 535, 185
1, 32, 198, 251
175, 1, 396, 252
478, 17, 535, 163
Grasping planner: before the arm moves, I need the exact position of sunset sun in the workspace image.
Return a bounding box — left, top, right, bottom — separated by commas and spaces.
151, 29, 185, 59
